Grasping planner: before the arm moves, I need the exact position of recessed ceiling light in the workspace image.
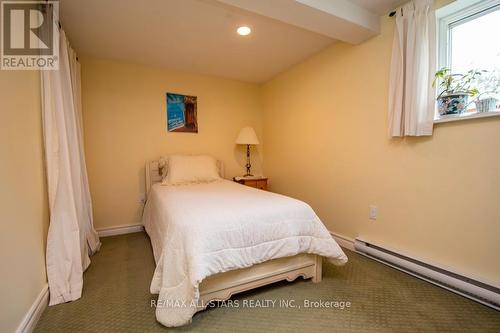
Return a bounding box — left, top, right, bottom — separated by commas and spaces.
237, 26, 251, 36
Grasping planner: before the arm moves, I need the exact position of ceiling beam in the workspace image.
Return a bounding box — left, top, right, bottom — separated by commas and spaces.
215, 0, 381, 44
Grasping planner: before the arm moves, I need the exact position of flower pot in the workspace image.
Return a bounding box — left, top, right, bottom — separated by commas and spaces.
437, 93, 469, 115
474, 97, 497, 113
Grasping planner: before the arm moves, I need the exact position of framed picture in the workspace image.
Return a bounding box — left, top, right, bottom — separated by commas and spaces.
166, 93, 198, 133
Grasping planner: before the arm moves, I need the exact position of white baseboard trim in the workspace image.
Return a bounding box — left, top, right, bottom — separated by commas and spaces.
16, 284, 49, 333
329, 231, 355, 251
97, 224, 144, 237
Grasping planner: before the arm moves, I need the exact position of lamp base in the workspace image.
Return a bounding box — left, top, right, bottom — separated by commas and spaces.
245, 144, 253, 177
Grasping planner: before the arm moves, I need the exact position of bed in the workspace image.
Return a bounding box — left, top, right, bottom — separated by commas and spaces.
142, 158, 347, 327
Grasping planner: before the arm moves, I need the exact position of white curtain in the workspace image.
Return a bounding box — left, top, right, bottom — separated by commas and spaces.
388, 0, 436, 137
41, 29, 101, 306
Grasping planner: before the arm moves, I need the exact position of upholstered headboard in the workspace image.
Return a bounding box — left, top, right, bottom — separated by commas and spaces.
145, 158, 225, 197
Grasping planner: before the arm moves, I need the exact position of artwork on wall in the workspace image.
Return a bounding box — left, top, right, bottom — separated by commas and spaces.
166, 93, 198, 133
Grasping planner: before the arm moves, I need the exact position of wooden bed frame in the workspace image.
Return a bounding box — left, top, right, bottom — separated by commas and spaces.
145, 159, 322, 310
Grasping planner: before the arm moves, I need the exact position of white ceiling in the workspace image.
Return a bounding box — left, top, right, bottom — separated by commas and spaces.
60, 0, 401, 83
350, 0, 405, 15
218, 0, 380, 43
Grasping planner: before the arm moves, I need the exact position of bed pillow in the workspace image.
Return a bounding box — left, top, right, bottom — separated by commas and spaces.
165, 154, 221, 185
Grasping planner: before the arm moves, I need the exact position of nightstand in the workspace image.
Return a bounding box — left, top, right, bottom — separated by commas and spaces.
233, 177, 268, 190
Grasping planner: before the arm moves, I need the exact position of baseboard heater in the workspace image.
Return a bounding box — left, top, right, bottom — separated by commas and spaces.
354, 238, 500, 311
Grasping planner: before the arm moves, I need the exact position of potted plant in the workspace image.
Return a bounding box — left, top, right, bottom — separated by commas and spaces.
473, 69, 500, 113
433, 68, 481, 116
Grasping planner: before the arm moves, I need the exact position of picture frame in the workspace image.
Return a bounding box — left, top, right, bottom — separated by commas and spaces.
166, 93, 198, 133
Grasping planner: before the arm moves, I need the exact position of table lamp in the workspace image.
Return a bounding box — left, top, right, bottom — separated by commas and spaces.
236, 127, 259, 177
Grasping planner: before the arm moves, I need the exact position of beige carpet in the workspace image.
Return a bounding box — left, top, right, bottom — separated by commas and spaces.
35, 232, 500, 332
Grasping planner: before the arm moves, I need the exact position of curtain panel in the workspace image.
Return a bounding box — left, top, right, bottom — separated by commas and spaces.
41, 29, 101, 306
388, 0, 436, 137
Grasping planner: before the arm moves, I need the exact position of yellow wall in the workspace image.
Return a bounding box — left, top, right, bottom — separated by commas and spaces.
0, 70, 49, 332
81, 57, 263, 229
262, 17, 500, 284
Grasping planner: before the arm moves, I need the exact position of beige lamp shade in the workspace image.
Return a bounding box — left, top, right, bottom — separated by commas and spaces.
235, 126, 259, 145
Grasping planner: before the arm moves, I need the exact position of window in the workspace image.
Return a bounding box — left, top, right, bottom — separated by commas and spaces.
435, 0, 500, 122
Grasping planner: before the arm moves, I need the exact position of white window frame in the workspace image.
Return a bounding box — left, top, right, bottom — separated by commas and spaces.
435, 0, 500, 123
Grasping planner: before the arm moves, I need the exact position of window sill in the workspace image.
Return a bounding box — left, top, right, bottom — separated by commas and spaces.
434, 110, 500, 124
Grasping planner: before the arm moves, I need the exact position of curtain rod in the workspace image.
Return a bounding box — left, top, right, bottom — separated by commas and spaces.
46, 5, 79, 62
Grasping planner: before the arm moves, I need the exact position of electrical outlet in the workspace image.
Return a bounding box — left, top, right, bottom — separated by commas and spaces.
138, 193, 146, 205
369, 205, 378, 220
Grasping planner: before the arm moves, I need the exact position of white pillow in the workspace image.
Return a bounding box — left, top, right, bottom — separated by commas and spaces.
164, 155, 221, 185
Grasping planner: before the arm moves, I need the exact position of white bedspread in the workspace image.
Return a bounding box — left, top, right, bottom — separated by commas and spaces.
142, 180, 347, 327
